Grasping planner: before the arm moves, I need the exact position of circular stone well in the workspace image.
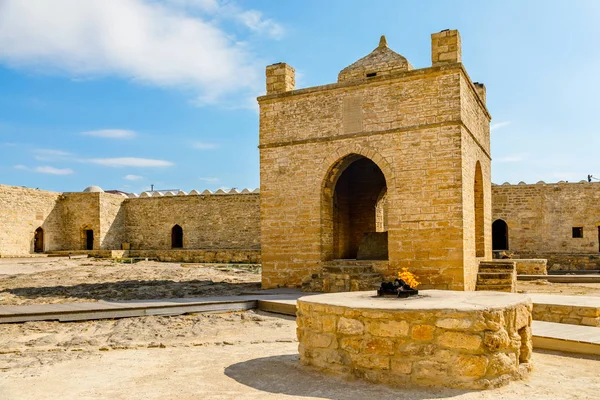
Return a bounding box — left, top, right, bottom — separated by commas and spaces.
296, 290, 533, 390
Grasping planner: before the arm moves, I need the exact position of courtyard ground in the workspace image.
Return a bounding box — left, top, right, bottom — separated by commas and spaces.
0, 258, 598, 399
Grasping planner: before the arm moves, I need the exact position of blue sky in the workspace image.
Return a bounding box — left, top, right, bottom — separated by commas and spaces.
0, 0, 599, 193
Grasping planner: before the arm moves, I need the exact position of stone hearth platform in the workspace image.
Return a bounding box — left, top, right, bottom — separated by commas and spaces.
296, 290, 533, 390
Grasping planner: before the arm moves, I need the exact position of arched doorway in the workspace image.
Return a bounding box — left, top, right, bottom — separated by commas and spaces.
171, 224, 183, 248
492, 219, 509, 250
323, 154, 388, 260
34, 227, 44, 253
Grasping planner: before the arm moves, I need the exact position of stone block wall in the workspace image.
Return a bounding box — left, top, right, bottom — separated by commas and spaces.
0, 185, 62, 254
532, 303, 599, 327
297, 294, 533, 389
60, 192, 102, 250
123, 194, 260, 250
516, 253, 599, 272
492, 182, 600, 255
513, 259, 547, 275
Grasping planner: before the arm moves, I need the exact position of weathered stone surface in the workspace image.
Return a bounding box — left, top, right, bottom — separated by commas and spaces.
297, 291, 532, 390
337, 317, 364, 335
437, 331, 482, 351
366, 320, 409, 338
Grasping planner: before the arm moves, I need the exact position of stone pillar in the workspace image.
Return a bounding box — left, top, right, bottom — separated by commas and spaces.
431, 29, 461, 66
266, 63, 295, 95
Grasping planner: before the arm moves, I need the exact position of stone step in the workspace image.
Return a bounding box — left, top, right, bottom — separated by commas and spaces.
477, 272, 514, 280
323, 265, 375, 274
479, 264, 516, 271
475, 284, 514, 292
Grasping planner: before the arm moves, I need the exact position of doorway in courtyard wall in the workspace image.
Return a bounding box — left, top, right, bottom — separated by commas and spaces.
171, 224, 183, 249
492, 219, 509, 251
322, 154, 388, 260
85, 229, 94, 250
34, 227, 44, 253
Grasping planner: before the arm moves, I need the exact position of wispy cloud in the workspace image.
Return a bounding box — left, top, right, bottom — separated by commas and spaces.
32, 148, 72, 161
491, 121, 512, 131
0, 0, 282, 107
87, 157, 173, 167
34, 166, 74, 175
192, 141, 218, 150
2, 142, 17, 147
82, 129, 137, 139
13, 164, 28, 170
199, 177, 219, 183
494, 153, 527, 163
123, 174, 144, 181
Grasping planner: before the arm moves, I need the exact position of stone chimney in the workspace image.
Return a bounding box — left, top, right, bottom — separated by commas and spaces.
474, 82, 486, 104
266, 63, 295, 95
431, 29, 461, 66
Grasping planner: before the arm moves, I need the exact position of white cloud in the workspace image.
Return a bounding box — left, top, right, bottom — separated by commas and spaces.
32, 148, 72, 161
87, 157, 173, 167
491, 121, 512, 131
0, 0, 281, 106
192, 141, 218, 150
124, 174, 144, 181
34, 166, 74, 175
82, 129, 137, 139
13, 164, 28, 170
199, 177, 219, 183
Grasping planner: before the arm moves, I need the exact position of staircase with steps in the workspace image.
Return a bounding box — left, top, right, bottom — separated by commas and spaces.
302, 260, 384, 293
476, 260, 517, 292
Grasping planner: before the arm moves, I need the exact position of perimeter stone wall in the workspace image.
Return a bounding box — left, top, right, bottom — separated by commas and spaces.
123, 194, 260, 250
0, 185, 62, 255
492, 182, 600, 259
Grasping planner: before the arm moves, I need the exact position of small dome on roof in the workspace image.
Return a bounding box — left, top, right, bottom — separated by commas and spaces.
83, 185, 104, 193
338, 35, 413, 83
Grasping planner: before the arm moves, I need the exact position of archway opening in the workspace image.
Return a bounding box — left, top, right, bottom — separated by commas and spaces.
172, 224, 183, 249
492, 219, 509, 251
474, 161, 485, 257
85, 229, 94, 250
324, 155, 388, 260
34, 227, 44, 253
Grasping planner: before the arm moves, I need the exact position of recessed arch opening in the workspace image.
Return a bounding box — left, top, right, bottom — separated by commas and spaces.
492, 219, 509, 251
171, 224, 183, 249
322, 154, 388, 260
34, 227, 44, 253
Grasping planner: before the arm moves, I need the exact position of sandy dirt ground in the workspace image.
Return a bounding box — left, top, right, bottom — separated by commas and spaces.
0, 258, 599, 399
0, 257, 261, 305
1, 258, 599, 306
517, 280, 600, 296
0, 310, 599, 400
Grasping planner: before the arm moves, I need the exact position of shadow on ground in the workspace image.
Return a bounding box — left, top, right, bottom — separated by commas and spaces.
1, 279, 261, 302
224, 354, 469, 400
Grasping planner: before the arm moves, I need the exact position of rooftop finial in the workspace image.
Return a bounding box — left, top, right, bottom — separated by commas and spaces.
378, 35, 388, 48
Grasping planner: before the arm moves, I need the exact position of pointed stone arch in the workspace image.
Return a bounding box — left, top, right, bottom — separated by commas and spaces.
321, 146, 393, 261
171, 224, 183, 249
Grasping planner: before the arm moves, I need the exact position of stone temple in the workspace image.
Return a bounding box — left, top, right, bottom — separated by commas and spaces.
1, 29, 600, 290
259, 30, 490, 291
